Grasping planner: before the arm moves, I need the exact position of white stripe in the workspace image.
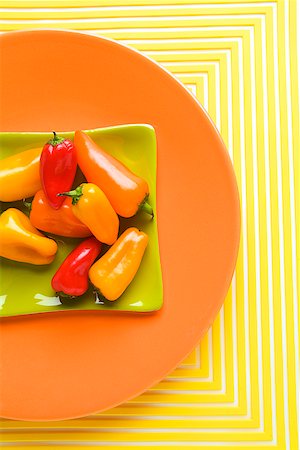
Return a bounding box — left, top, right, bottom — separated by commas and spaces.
273, 3, 290, 448
220, 306, 226, 394
81, 26, 255, 32
237, 35, 252, 422
126, 402, 241, 407
163, 61, 220, 67
224, 49, 240, 411
0, 14, 267, 24
104, 37, 247, 43
163, 61, 223, 67
261, 8, 277, 442
187, 83, 197, 96
249, 26, 265, 432
226, 50, 240, 408
52, 26, 258, 35
203, 72, 209, 113
215, 57, 221, 131
146, 49, 230, 55
0, 3, 278, 14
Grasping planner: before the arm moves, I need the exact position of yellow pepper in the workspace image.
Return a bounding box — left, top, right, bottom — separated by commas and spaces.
0, 147, 42, 202
0, 208, 57, 265
59, 183, 119, 245
89, 227, 148, 301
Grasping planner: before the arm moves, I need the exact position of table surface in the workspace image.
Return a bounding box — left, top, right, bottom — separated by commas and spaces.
0, 1, 299, 449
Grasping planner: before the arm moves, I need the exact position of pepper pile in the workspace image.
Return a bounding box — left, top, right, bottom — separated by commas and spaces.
0, 130, 153, 302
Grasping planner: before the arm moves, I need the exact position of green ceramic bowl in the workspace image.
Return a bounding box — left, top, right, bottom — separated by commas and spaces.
0, 125, 163, 317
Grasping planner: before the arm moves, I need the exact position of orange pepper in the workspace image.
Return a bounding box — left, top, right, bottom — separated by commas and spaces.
28, 190, 91, 238
89, 227, 148, 301
74, 130, 153, 218
0, 147, 42, 202
59, 183, 119, 245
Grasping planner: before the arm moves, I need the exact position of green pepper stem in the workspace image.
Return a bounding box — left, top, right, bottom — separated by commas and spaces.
140, 201, 154, 218
57, 185, 83, 205
47, 131, 65, 146
23, 200, 32, 211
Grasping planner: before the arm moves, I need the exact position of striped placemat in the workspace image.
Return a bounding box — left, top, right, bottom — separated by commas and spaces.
0, 1, 299, 449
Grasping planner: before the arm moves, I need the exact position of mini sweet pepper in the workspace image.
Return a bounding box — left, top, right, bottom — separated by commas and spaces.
59, 183, 119, 245
74, 130, 153, 218
0, 147, 42, 202
27, 190, 91, 238
0, 208, 57, 265
89, 227, 148, 301
52, 237, 102, 297
40, 132, 77, 209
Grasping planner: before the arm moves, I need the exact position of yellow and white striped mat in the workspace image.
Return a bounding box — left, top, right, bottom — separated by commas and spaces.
0, 1, 299, 449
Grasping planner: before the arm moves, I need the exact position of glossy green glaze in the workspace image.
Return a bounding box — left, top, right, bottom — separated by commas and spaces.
0, 125, 162, 316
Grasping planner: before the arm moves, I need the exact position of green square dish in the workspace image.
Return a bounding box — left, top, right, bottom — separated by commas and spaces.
0, 125, 163, 317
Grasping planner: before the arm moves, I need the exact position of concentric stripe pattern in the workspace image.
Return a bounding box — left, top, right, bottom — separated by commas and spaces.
0, 1, 299, 449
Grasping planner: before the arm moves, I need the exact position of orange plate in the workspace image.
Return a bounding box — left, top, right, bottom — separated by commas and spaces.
0, 30, 240, 421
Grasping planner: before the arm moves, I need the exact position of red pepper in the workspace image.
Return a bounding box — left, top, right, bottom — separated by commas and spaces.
40, 132, 77, 209
51, 237, 102, 297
